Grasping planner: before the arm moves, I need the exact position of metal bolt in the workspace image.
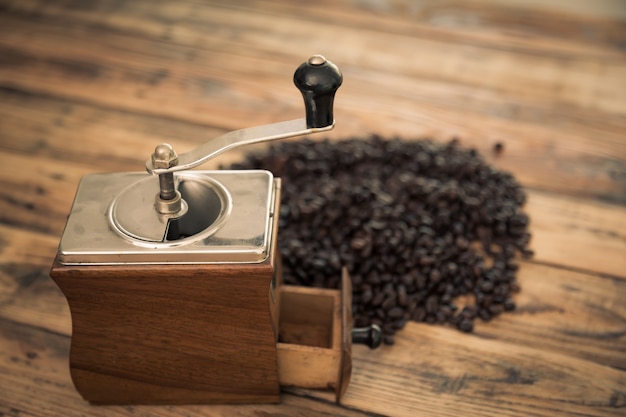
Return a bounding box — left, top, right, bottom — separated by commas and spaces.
152, 143, 182, 214
152, 143, 178, 169
152, 143, 178, 201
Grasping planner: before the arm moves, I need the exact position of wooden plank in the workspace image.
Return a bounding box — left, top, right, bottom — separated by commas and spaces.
526, 190, 626, 277
472, 262, 626, 370
340, 325, 626, 417
480, 0, 626, 20
2, 1, 626, 118
0, 86, 226, 172
0, 226, 69, 335
3, 0, 625, 60
0, 151, 90, 235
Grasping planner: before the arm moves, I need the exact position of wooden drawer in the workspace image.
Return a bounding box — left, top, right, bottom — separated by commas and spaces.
277, 269, 353, 403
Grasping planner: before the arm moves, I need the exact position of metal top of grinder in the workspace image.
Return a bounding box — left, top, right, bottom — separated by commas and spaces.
56, 55, 342, 265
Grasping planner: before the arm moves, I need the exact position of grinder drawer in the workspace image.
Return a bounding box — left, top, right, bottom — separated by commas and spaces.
277, 268, 353, 403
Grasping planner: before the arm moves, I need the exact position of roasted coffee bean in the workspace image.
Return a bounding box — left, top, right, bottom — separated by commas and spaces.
397, 284, 408, 306
504, 298, 516, 311
479, 309, 492, 322
392, 319, 407, 330
489, 304, 505, 316
480, 281, 495, 293
382, 323, 395, 335
388, 307, 405, 319
230, 136, 532, 342
425, 295, 439, 314
371, 291, 385, 307
460, 306, 477, 319
458, 319, 474, 333
413, 307, 427, 322
439, 306, 453, 318
381, 295, 396, 311
429, 269, 442, 283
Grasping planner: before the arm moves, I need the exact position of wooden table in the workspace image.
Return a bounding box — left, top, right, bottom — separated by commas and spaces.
1, 1, 625, 415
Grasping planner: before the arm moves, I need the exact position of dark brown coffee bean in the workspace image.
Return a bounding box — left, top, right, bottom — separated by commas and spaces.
371, 291, 384, 307
350, 237, 368, 251
381, 295, 396, 311
391, 319, 407, 330
480, 281, 494, 293
439, 306, 452, 318
506, 260, 519, 271
425, 295, 438, 314
400, 273, 413, 287
429, 269, 442, 283
482, 295, 494, 308
412, 307, 426, 322
436, 310, 448, 323
479, 309, 492, 322
460, 306, 477, 319
397, 284, 407, 306
489, 304, 504, 316
382, 323, 395, 335
388, 307, 404, 319
415, 273, 427, 290
366, 272, 381, 285
457, 319, 474, 333
361, 289, 373, 304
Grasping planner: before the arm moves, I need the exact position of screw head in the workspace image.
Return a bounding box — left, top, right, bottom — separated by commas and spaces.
152, 143, 178, 169
308, 54, 327, 66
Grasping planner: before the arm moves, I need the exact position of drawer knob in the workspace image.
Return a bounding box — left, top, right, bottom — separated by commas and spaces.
352, 324, 382, 349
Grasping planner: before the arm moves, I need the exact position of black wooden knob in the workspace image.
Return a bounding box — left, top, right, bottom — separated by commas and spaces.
352, 324, 382, 349
293, 55, 343, 128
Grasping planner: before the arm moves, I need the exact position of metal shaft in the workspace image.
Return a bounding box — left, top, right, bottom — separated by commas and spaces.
152, 143, 183, 215
158, 172, 177, 200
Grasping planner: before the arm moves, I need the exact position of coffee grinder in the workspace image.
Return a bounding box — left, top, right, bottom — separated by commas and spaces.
50, 56, 380, 405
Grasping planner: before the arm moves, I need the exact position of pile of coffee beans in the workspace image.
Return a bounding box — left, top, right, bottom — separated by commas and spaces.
228, 136, 532, 344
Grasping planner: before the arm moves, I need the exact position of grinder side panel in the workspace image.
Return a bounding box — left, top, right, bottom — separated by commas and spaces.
50, 259, 280, 405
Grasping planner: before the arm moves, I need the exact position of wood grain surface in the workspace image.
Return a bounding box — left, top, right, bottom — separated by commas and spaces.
1, 0, 625, 416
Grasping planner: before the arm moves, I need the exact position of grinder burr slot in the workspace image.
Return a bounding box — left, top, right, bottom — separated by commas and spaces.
109, 172, 231, 245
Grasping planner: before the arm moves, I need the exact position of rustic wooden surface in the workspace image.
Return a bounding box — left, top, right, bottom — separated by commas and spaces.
1, 0, 625, 416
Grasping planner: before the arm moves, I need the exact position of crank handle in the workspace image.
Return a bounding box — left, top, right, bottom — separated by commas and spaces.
146, 55, 342, 175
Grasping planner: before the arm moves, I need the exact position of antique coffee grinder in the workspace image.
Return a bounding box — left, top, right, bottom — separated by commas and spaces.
50, 56, 380, 405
